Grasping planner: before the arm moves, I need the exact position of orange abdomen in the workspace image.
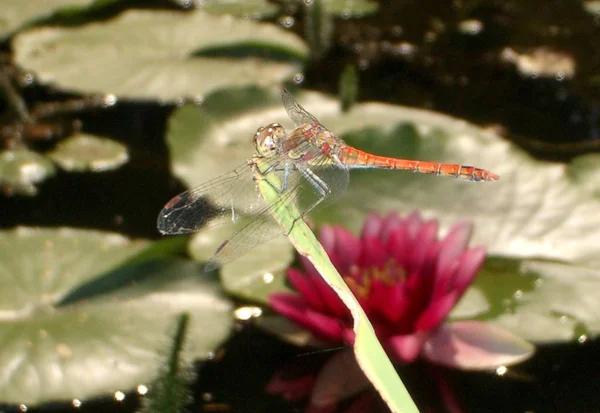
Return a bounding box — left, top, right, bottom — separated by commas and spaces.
337, 146, 499, 182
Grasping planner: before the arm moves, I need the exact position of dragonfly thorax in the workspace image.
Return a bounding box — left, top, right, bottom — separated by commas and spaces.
253, 123, 286, 158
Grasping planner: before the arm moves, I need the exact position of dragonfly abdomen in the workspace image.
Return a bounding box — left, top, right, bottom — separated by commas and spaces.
338, 147, 498, 182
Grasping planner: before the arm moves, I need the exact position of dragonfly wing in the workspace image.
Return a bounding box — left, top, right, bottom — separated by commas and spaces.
205, 210, 283, 271
281, 89, 323, 128
203, 146, 349, 269
157, 161, 266, 235
206, 153, 343, 269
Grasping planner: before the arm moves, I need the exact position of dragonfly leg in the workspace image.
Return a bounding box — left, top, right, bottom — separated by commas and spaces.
260, 160, 281, 175
260, 161, 294, 195
283, 166, 330, 236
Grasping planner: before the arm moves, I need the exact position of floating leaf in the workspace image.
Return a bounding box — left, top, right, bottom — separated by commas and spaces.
171, 0, 280, 18
48, 133, 129, 172
0, 149, 56, 196
162, 88, 600, 342
0, 227, 233, 406
566, 152, 600, 199
13, 9, 308, 101
0, 0, 96, 39
188, 223, 295, 304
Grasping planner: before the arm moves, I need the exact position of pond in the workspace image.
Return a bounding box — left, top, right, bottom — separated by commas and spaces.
0, 0, 599, 412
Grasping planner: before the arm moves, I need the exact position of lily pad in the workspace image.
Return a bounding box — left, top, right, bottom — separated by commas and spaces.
172, 0, 280, 18
48, 133, 129, 172
0, 149, 56, 196
0, 0, 95, 39
0, 227, 233, 406
162, 87, 600, 342
188, 222, 294, 304
566, 152, 600, 199
13, 9, 308, 101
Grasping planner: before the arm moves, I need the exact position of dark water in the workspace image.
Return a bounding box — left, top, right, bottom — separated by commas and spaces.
1, 0, 599, 412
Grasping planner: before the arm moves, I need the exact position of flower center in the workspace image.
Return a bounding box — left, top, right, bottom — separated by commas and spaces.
344, 259, 407, 298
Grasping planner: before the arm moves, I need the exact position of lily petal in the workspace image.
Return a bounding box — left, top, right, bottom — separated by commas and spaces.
319, 225, 336, 253
362, 212, 383, 237
287, 269, 326, 312
386, 331, 430, 362
422, 321, 535, 370
266, 373, 315, 400
436, 221, 472, 275
333, 226, 361, 267
452, 247, 486, 296
380, 212, 401, 242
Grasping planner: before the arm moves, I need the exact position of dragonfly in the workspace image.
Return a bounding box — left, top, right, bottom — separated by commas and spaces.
157, 89, 498, 270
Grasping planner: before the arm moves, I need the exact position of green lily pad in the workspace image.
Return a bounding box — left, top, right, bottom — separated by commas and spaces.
0, 227, 233, 406
13, 9, 308, 101
0, 149, 56, 196
171, 0, 280, 18
566, 152, 600, 199
0, 0, 96, 39
48, 133, 129, 172
163, 87, 600, 342
188, 222, 294, 304
479, 259, 599, 342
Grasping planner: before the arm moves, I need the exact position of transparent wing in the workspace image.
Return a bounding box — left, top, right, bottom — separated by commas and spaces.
204, 209, 283, 271
158, 122, 349, 269
206, 133, 350, 269
281, 89, 323, 127
157, 161, 267, 235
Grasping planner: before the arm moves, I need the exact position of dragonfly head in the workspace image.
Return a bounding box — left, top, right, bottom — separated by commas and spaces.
253, 123, 286, 158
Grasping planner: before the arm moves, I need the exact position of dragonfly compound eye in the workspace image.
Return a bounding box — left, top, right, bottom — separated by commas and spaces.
253, 123, 285, 158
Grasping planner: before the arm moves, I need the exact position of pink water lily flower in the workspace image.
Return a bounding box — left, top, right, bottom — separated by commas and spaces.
270, 211, 534, 369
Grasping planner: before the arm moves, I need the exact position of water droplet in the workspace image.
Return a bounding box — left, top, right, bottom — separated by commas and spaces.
496, 366, 507, 376
137, 384, 148, 395
114, 391, 125, 402
304, 0, 313, 4
21, 73, 34, 85
424, 31, 437, 42
358, 59, 370, 70
578, 334, 588, 344
202, 392, 213, 402
72, 399, 82, 408
458, 19, 484, 35
513, 289, 523, 299
396, 42, 416, 58
556, 72, 565, 81
19, 404, 28, 412
103, 94, 117, 107
234, 306, 263, 320
279, 16, 295, 29
263, 272, 275, 283
293, 73, 305, 84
